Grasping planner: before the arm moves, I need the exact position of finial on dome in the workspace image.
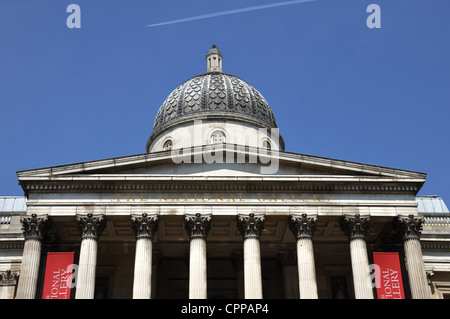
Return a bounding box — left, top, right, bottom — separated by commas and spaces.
206, 44, 223, 73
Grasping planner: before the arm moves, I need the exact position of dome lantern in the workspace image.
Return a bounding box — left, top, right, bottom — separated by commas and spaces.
206, 44, 223, 73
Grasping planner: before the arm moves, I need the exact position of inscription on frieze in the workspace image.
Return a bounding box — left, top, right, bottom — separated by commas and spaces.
114, 192, 332, 203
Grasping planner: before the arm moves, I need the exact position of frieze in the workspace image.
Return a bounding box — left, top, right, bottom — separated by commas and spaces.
115, 192, 331, 203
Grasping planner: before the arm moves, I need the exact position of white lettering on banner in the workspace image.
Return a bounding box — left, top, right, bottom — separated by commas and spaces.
45, 267, 72, 299
381, 268, 402, 299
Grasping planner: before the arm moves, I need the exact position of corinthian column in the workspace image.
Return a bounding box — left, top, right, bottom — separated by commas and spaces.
75, 214, 105, 299
237, 213, 265, 299
185, 213, 211, 299
16, 214, 49, 299
340, 214, 374, 299
131, 213, 159, 299
289, 214, 318, 299
394, 215, 431, 299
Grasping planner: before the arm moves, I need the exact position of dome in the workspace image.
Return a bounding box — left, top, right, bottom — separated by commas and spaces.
151, 72, 278, 136
148, 46, 278, 146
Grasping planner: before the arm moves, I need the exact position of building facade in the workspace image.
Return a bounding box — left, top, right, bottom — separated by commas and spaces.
1, 46, 449, 299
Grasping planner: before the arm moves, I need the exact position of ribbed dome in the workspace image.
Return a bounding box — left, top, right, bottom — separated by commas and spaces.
151, 72, 278, 138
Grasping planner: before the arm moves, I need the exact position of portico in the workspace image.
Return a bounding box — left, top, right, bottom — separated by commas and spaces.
14, 145, 430, 299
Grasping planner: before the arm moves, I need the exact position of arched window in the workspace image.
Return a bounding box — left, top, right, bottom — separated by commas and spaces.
163, 139, 173, 151
262, 139, 271, 150
211, 130, 226, 144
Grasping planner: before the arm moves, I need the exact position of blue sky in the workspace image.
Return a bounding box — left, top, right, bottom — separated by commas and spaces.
0, 0, 449, 204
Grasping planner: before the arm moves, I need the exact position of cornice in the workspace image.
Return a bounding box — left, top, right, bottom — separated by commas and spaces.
19, 177, 423, 194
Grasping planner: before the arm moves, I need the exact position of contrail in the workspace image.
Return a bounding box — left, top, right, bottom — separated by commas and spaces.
147, 0, 316, 27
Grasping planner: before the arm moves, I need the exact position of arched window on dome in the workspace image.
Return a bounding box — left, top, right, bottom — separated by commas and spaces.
163, 139, 173, 151
211, 130, 226, 144
262, 139, 271, 150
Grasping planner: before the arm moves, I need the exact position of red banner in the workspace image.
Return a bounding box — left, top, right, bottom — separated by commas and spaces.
42, 252, 74, 299
373, 252, 405, 299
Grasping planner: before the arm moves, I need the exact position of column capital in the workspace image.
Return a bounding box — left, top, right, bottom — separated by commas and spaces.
0, 270, 20, 285
76, 213, 106, 241
184, 213, 212, 240
340, 214, 370, 241
20, 214, 49, 241
237, 213, 265, 240
393, 214, 423, 241
131, 213, 159, 240
289, 214, 317, 240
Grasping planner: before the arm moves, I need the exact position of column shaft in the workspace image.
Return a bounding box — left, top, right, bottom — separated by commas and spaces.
404, 239, 429, 299
133, 238, 153, 298
16, 239, 42, 299
189, 238, 207, 299
349, 238, 373, 299
243, 238, 263, 299
297, 238, 318, 298
75, 238, 98, 299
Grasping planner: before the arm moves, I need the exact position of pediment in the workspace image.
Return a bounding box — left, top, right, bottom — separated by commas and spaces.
17, 146, 426, 194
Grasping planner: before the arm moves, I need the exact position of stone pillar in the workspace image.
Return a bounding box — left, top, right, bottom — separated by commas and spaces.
16, 214, 49, 299
288, 214, 318, 299
75, 213, 105, 299
394, 214, 431, 299
131, 213, 159, 299
184, 213, 211, 299
237, 213, 265, 299
340, 214, 374, 299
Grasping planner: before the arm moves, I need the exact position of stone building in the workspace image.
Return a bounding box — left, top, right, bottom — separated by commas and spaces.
1, 46, 449, 299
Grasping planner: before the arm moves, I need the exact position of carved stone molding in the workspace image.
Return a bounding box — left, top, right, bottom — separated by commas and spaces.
0, 270, 20, 285
76, 213, 106, 241
184, 213, 212, 240
131, 213, 159, 240
393, 214, 423, 241
237, 213, 265, 240
289, 214, 317, 240
20, 214, 49, 241
340, 214, 370, 241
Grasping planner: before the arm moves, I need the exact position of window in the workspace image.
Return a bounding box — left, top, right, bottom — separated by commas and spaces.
262, 139, 271, 150
211, 130, 226, 144
163, 139, 173, 151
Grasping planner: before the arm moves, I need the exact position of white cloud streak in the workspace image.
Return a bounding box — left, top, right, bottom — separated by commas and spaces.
147, 0, 316, 28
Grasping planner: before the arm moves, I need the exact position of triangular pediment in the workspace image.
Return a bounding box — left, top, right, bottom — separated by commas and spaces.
17, 145, 426, 197
17, 145, 426, 179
